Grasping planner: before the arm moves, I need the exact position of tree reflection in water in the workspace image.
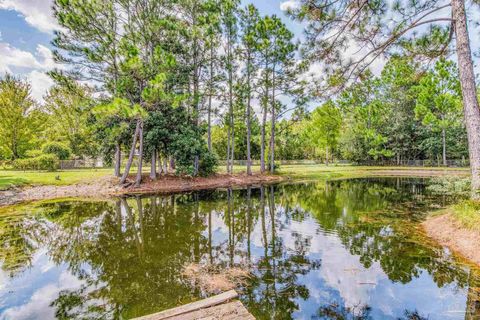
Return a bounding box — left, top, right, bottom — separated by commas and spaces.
0, 178, 479, 319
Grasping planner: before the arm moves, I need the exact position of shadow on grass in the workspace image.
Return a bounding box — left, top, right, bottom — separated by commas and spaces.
0, 176, 28, 190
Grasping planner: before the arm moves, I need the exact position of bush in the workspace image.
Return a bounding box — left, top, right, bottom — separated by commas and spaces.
13, 154, 59, 171
426, 177, 471, 197
199, 151, 218, 176
25, 149, 43, 158
451, 200, 480, 232
42, 142, 71, 160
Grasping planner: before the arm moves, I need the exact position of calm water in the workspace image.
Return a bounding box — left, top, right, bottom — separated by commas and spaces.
0, 178, 479, 320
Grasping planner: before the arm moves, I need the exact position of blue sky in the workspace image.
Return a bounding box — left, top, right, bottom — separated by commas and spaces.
0, 0, 479, 104
0, 0, 301, 103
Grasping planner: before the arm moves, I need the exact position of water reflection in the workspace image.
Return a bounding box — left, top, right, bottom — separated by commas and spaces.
0, 178, 479, 319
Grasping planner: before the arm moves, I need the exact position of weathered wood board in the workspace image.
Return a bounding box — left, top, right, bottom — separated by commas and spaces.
133, 290, 254, 320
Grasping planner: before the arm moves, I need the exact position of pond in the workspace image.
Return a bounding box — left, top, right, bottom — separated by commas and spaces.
0, 178, 479, 319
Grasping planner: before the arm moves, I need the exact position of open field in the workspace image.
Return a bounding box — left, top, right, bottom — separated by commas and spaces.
0, 164, 470, 190
0, 168, 112, 190
276, 164, 469, 180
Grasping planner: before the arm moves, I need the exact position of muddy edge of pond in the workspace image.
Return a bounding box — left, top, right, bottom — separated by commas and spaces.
0, 173, 285, 207
423, 213, 480, 266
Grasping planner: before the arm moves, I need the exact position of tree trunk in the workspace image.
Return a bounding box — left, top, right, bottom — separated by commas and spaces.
150, 149, 157, 180
325, 146, 329, 166
193, 155, 199, 176
120, 119, 140, 184
114, 142, 121, 177
227, 126, 231, 173
246, 54, 252, 175
169, 156, 175, 171
208, 43, 214, 153
442, 128, 447, 166
231, 121, 235, 173
269, 67, 276, 173
452, 0, 480, 199
269, 104, 275, 173
224, 28, 235, 175
260, 103, 267, 173
159, 156, 163, 174
207, 100, 212, 152
135, 120, 144, 187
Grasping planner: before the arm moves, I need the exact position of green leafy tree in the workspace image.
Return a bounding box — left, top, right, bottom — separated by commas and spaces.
255, 15, 298, 173
43, 83, 98, 158
42, 142, 71, 160
239, 4, 260, 175
289, 0, 480, 198
305, 101, 342, 165
0, 75, 39, 160
52, 0, 124, 174
415, 59, 462, 166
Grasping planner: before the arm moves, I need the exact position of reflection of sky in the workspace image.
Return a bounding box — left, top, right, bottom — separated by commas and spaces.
0, 194, 472, 320
209, 208, 469, 319
0, 250, 85, 320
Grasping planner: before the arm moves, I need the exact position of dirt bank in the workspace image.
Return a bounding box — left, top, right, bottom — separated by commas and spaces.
0, 173, 283, 207
423, 213, 480, 266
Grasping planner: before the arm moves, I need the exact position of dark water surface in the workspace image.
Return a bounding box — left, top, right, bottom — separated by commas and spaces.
0, 178, 479, 319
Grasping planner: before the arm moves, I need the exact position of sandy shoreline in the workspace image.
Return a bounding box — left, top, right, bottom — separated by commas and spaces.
0, 173, 284, 207
423, 213, 480, 266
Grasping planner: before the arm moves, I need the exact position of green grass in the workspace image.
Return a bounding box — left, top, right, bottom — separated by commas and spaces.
275, 164, 468, 181
0, 163, 469, 190
0, 168, 112, 190
449, 200, 480, 232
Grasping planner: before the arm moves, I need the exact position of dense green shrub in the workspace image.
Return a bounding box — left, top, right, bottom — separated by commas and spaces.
426, 177, 471, 197
25, 149, 43, 158
199, 151, 218, 176
13, 154, 59, 171
42, 142, 71, 160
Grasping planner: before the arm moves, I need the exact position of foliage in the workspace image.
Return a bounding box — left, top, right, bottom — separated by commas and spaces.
0, 75, 39, 160
305, 101, 342, 162
198, 151, 218, 176
426, 177, 471, 197
42, 142, 72, 160
25, 150, 43, 158
13, 154, 59, 171
43, 83, 98, 158
451, 200, 480, 232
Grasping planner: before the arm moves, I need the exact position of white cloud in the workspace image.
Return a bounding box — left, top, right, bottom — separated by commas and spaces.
36, 44, 57, 70
0, 0, 59, 34
27, 70, 54, 102
280, 0, 300, 11
0, 42, 57, 73
0, 42, 43, 71
1, 271, 84, 320
0, 42, 59, 102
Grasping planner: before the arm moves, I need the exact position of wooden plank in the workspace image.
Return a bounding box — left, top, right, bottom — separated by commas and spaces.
133, 290, 239, 320
170, 301, 255, 320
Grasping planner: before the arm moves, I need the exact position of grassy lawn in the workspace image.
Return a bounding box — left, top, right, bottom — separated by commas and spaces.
448, 200, 480, 232
0, 164, 469, 190
0, 168, 112, 190
276, 164, 469, 180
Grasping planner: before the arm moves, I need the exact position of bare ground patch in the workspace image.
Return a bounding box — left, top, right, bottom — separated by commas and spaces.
423, 213, 480, 266
182, 262, 252, 294
0, 173, 283, 207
